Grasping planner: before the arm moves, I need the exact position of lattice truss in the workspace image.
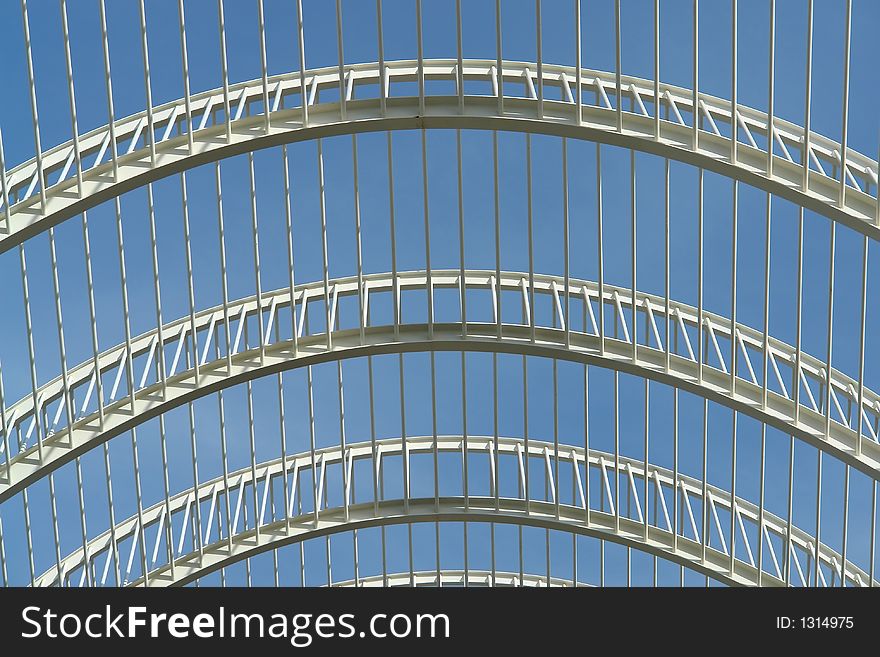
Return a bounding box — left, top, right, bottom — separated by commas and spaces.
0, 0, 878, 588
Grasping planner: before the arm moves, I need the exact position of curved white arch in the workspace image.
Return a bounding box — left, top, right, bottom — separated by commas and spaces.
328, 571, 589, 588
3, 270, 878, 507
36, 436, 869, 589
1, 60, 877, 254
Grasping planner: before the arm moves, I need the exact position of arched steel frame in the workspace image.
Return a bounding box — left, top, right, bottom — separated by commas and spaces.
1, 0, 876, 589
3, 270, 880, 504
35, 436, 873, 588
1, 60, 878, 253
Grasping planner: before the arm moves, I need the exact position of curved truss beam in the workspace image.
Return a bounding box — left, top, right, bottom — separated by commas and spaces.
37, 437, 869, 588
329, 571, 587, 588
3, 270, 879, 506
1, 60, 877, 253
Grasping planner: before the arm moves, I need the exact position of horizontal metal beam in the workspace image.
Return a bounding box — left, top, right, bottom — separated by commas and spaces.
0, 59, 877, 254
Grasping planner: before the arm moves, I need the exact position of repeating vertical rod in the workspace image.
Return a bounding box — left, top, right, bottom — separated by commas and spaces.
527, 135, 535, 343
147, 184, 167, 397
217, 0, 232, 142
317, 140, 332, 350
181, 173, 199, 382
653, 0, 660, 139
614, 0, 621, 131
692, 0, 699, 150
177, 0, 194, 151
296, 0, 308, 127
257, 0, 271, 133
20, 0, 47, 211
60, 0, 83, 195
282, 145, 298, 356
248, 153, 266, 362
0, 128, 9, 230
803, 0, 813, 192
335, 0, 346, 122
597, 144, 605, 354
423, 131, 433, 339
838, 0, 852, 207
575, 0, 582, 126
137, 0, 157, 166
536, 0, 543, 120
730, 0, 737, 164
856, 237, 868, 456
824, 224, 836, 441
377, 0, 386, 116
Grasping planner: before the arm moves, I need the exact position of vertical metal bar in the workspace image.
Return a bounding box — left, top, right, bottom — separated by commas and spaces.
631, 150, 637, 363
824, 224, 836, 441
644, 379, 649, 542
187, 402, 203, 561
563, 138, 570, 349
731, 181, 738, 393
137, 0, 157, 165
697, 169, 704, 382
767, 0, 776, 177
457, 130, 466, 339
757, 424, 766, 585
527, 135, 535, 343
282, 145, 298, 357
181, 173, 199, 383
856, 237, 868, 456
296, 0, 308, 127
18, 245, 43, 463
838, 0, 852, 207
653, 0, 660, 139
495, 0, 503, 115
60, 0, 83, 194
422, 129, 433, 339
456, 0, 464, 114
257, 0, 271, 133
784, 435, 794, 585
701, 398, 708, 564
20, 0, 47, 211
98, 0, 120, 177
317, 140, 332, 350
664, 159, 670, 372
729, 411, 737, 576
335, 0, 346, 122
614, 372, 620, 533
0, 128, 9, 230
794, 207, 805, 423
494, 130, 502, 340
614, 0, 621, 131
536, 0, 543, 119
416, 0, 425, 115
803, 0, 813, 191
813, 452, 822, 586
377, 0, 386, 116
693, 0, 699, 149
597, 144, 605, 354
388, 132, 399, 339
177, 0, 194, 150
248, 153, 266, 362
146, 184, 167, 396
215, 163, 232, 373
575, 0, 582, 126
840, 465, 850, 586
730, 0, 737, 164
158, 416, 175, 578
217, 0, 232, 141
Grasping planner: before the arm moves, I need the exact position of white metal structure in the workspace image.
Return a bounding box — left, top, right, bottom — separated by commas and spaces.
0, 0, 877, 588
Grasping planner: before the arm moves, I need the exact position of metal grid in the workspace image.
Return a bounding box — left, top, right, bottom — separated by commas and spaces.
0, 0, 877, 588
